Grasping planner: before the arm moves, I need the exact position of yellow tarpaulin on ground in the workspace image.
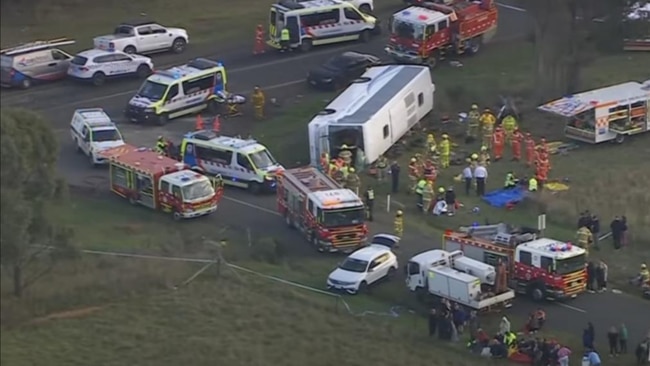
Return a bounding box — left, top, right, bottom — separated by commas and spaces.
545, 182, 570, 191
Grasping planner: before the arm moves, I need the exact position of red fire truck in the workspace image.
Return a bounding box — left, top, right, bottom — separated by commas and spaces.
101, 144, 224, 220
443, 224, 588, 301
386, 0, 498, 67
276, 166, 368, 253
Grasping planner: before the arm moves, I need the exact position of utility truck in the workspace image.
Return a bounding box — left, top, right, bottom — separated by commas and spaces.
308, 64, 434, 168
93, 21, 189, 55
385, 0, 498, 67
406, 249, 515, 310
101, 144, 223, 220
276, 166, 367, 253
443, 224, 588, 301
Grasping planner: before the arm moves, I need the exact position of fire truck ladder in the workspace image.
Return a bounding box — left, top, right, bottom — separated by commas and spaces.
282, 167, 340, 193
458, 224, 536, 246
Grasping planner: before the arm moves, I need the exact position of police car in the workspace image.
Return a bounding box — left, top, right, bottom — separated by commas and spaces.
68, 48, 153, 86
70, 108, 125, 166
180, 130, 284, 194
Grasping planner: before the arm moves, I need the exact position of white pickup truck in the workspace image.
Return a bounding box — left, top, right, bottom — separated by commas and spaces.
93, 21, 189, 55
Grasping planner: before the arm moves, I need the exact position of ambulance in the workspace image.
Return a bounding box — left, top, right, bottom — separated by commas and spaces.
538, 80, 650, 144
180, 130, 284, 194
125, 58, 227, 125
267, 0, 379, 52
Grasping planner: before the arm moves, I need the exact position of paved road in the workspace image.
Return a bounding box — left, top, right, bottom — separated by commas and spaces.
2, 0, 648, 346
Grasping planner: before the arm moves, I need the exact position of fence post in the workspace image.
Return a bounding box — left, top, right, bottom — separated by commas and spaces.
386, 194, 391, 212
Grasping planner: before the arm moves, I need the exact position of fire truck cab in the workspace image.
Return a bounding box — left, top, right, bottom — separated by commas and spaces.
101, 144, 224, 220
277, 166, 367, 253
443, 224, 587, 301
385, 0, 498, 68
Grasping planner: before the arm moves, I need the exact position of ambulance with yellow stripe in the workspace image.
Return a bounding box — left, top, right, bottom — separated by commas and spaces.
180, 130, 284, 194
267, 0, 379, 52
125, 58, 226, 125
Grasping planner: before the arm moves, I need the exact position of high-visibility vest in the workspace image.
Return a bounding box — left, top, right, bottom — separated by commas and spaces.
528, 177, 538, 191
366, 189, 374, 201
281, 28, 290, 41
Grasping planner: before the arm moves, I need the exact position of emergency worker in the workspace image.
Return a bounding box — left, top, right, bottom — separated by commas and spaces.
416, 178, 427, 210
364, 186, 375, 221
535, 149, 550, 187
338, 145, 353, 166
426, 133, 437, 155
328, 159, 338, 178
252, 86, 265, 119
504, 172, 517, 189
439, 134, 451, 168
280, 26, 290, 51
394, 210, 404, 238
576, 226, 593, 254
538, 137, 549, 157
422, 180, 435, 214
423, 160, 437, 183
470, 153, 479, 165
492, 126, 505, 161
375, 155, 388, 181
467, 104, 481, 139
332, 167, 344, 185
479, 146, 490, 166
480, 108, 496, 148
346, 167, 361, 195
633, 264, 649, 286
502, 114, 518, 144
320, 152, 329, 174
511, 129, 523, 161
155, 136, 169, 155
408, 157, 420, 193
528, 176, 538, 192
524, 133, 536, 167
339, 164, 349, 180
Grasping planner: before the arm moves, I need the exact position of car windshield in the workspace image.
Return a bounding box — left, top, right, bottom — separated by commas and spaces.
556, 254, 586, 275
249, 149, 277, 169
71, 56, 88, 66
181, 179, 215, 201
338, 257, 369, 273
391, 19, 425, 40
92, 129, 122, 142
321, 207, 365, 228
136, 80, 168, 101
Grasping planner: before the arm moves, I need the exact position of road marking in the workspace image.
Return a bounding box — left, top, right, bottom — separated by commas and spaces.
496, 2, 526, 12
223, 195, 281, 217
556, 302, 587, 313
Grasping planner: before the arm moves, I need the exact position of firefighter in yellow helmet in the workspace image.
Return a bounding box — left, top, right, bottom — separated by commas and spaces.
426, 133, 437, 154
467, 104, 481, 139
480, 108, 496, 148
252, 86, 266, 119
422, 180, 435, 214
439, 134, 451, 168
631, 263, 649, 286
338, 144, 353, 166
155, 136, 168, 155
408, 157, 419, 193
502, 114, 518, 145
394, 210, 404, 238
479, 145, 490, 166
576, 226, 593, 255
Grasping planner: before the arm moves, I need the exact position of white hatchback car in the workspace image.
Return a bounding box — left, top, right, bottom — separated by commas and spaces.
68, 49, 153, 86
327, 234, 400, 294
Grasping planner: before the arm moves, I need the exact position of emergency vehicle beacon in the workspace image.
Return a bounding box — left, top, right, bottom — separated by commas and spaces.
385, 0, 498, 68
125, 58, 227, 125
443, 224, 588, 301
180, 130, 284, 194
277, 166, 367, 253
538, 81, 650, 144
267, 0, 378, 52
101, 144, 224, 220
70, 108, 125, 166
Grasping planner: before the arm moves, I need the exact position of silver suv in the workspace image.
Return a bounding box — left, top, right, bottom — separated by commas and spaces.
1, 38, 74, 89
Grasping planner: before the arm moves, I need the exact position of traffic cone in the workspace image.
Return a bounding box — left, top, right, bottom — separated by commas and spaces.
195, 115, 205, 130
212, 115, 221, 132
253, 24, 265, 55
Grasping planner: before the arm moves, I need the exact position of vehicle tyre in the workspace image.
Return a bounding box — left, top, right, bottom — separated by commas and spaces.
426, 54, 438, 69
351, 77, 371, 84
466, 36, 483, 55
20, 78, 32, 89
156, 113, 169, 126
248, 182, 262, 195
359, 30, 371, 43
75, 140, 82, 153
359, 4, 372, 14
172, 38, 187, 54
128, 196, 137, 205
357, 281, 368, 294
387, 267, 397, 280
529, 286, 544, 302
318, 108, 336, 116
172, 210, 182, 221
92, 72, 106, 86
89, 154, 97, 167
313, 234, 325, 253
301, 39, 313, 52
136, 64, 151, 78
123, 46, 137, 54
614, 134, 625, 144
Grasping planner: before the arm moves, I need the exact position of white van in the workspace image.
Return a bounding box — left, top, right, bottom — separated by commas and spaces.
70, 108, 125, 165
308, 65, 435, 167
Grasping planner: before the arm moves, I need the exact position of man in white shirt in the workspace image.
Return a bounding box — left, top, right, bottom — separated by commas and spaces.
474, 164, 488, 196
462, 163, 473, 195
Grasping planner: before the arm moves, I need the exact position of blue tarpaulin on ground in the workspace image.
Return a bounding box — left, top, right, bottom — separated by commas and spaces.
483, 187, 526, 208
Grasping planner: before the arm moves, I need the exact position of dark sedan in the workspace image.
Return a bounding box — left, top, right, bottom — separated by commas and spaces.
306, 52, 381, 90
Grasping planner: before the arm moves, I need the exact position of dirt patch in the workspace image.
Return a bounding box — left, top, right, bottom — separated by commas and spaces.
29, 306, 103, 325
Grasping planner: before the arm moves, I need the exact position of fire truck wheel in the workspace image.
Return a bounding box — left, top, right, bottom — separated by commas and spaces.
248, 182, 262, 194
466, 36, 483, 55
426, 54, 438, 69
172, 211, 182, 221
359, 30, 371, 43
128, 196, 137, 205
529, 286, 545, 302
614, 134, 625, 144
